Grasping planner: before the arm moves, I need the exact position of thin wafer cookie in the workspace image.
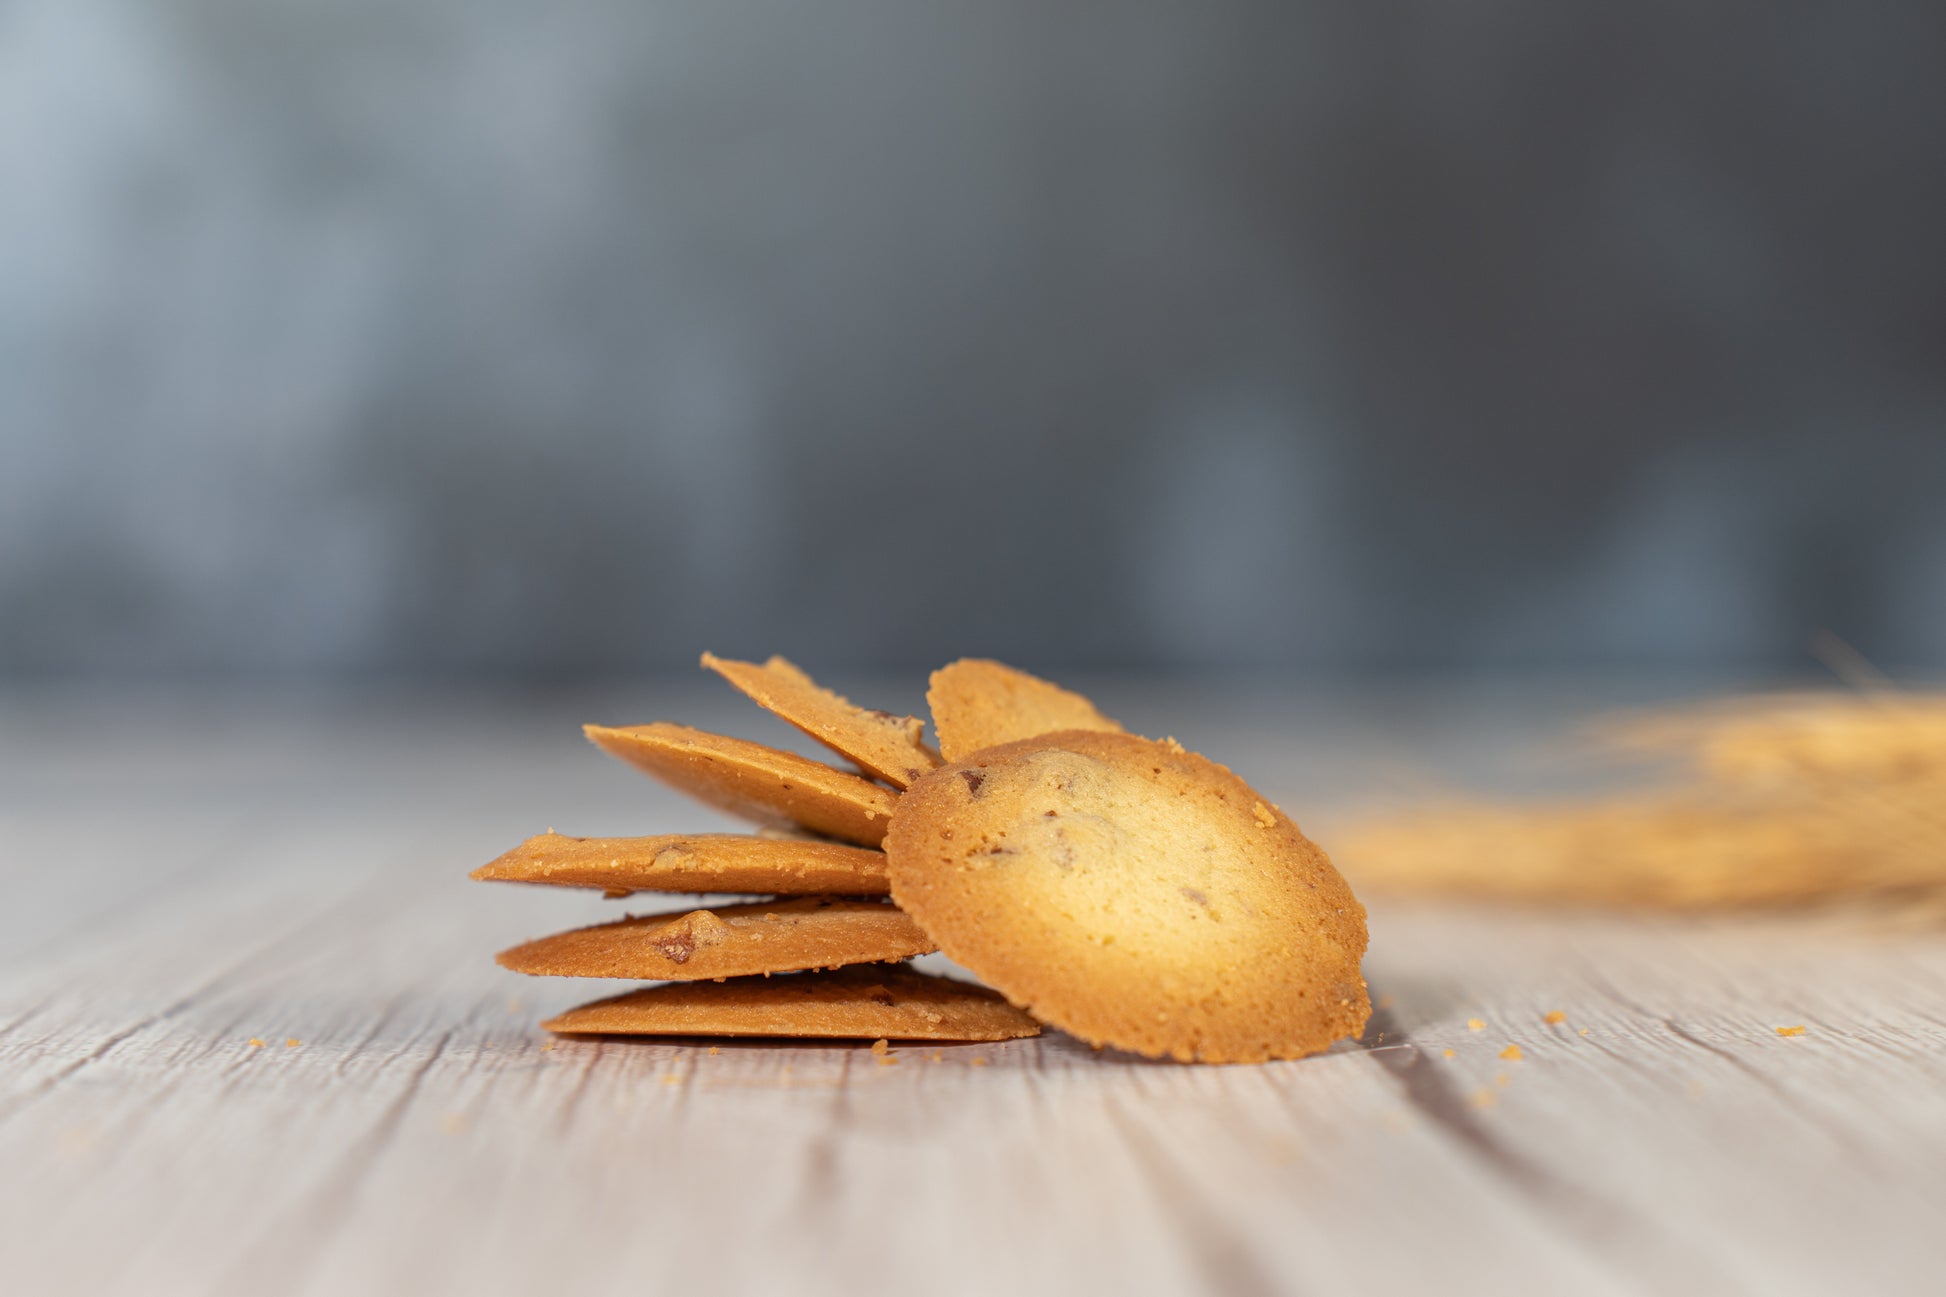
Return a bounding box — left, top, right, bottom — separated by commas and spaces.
927, 659, 1122, 761
584, 722, 898, 846
472, 832, 890, 896
702, 652, 941, 788
543, 964, 1041, 1040
496, 896, 933, 980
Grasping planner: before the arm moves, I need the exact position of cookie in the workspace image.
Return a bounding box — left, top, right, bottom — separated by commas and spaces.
884, 730, 1370, 1063
543, 964, 1042, 1040
702, 653, 942, 788
927, 659, 1123, 761
584, 722, 898, 847
472, 832, 890, 896
495, 896, 934, 980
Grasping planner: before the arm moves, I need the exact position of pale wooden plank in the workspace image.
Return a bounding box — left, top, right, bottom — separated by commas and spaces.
3, 687, 1945, 1296
1362, 905, 1946, 1296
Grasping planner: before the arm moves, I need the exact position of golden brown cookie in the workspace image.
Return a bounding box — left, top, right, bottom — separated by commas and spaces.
884, 731, 1370, 1063
496, 896, 934, 980
927, 659, 1123, 761
543, 964, 1042, 1040
701, 653, 942, 788
584, 722, 898, 847
471, 832, 890, 897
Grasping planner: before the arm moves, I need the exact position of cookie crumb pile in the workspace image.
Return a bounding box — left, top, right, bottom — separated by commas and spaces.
474, 656, 1370, 1062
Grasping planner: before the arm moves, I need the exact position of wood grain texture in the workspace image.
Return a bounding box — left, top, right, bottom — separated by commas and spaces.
3, 682, 1944, 1297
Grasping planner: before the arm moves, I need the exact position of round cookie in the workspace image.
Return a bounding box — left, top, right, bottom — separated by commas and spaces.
495, 897, 933, 980
702, 652, 942, 788
584, 722, 898, 847
927, 659, 1123, 761
544, 964, 1042, 1040
472, 832, 890, 897
884, 731, 1370, 1063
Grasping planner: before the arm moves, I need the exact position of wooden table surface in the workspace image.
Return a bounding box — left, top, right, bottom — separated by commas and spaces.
4, 680, 1943, 1296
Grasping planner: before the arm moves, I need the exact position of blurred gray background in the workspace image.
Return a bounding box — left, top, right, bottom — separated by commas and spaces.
5, 1, 1945, 682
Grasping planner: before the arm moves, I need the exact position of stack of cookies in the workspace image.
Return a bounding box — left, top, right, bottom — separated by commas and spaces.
473, 654, 1041, 1044
475, 656, 1371, 1063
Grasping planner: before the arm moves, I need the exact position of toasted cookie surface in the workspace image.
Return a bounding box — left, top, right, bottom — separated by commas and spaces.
702, 653, 941, 788
884, 731, 1370, 1063
927, 659, 1123, 761
496, 896, 933, 980
472, 832, 890, 896
584, 722, 898, 847
543, 964, 1041, 1040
